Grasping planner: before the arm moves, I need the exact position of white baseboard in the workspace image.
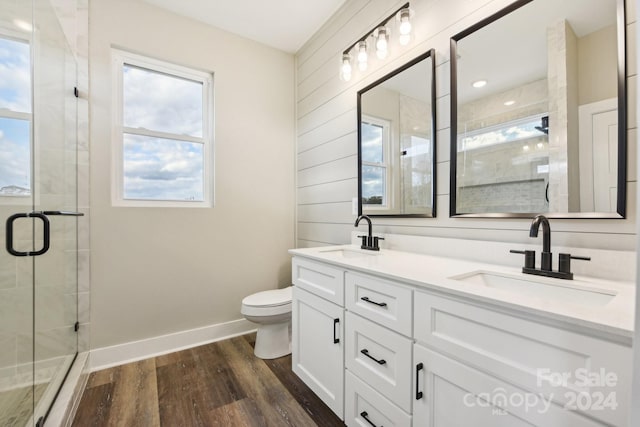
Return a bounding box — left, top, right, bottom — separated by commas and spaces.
90, 318, 256, 371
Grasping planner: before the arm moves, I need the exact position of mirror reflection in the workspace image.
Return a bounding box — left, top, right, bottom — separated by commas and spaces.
358, 49, 436, 217
451, 0, 625, 217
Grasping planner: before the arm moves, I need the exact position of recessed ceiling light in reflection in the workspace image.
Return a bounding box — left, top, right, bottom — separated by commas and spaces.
472, 79, 487, 88
13, 19, 32, 32
504, 100, 515, 106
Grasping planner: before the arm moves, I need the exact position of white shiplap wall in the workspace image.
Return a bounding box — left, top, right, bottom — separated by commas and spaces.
295, 0, 638, 251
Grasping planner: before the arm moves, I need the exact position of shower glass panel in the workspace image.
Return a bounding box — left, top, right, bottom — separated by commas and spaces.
0, 0, 79, 425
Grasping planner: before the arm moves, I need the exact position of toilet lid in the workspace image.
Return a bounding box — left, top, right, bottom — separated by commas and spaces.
242, 286, 292, 307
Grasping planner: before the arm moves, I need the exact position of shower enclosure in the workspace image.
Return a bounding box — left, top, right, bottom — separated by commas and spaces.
0, 0, 81, 425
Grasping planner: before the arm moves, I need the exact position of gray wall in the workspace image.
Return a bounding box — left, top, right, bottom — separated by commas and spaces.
89, 0, 295, 349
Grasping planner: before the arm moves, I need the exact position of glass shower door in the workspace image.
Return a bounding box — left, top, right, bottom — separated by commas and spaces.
0, 0, 80, 425
0, 2, 37, 425
31, 0, 79, 424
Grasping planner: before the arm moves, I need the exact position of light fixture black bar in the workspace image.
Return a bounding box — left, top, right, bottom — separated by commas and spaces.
342, 2, 410, 55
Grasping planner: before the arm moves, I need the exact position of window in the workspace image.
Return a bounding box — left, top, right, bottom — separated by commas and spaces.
112, 49, 213, 207
458, 114, 548, 152
0, 36, 31, 199
361, 115, 390, 207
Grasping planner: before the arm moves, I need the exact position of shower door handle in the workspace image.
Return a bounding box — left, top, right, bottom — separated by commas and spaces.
40, 210, 84, 216
6, 212, 50, 256
5, 210, 83, 256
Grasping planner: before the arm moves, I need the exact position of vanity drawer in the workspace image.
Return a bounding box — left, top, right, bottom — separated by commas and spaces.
345, 271, 412, 336
345, 371, 411, 427
345, 312, 412, 412
414, 291, 631, 426
292, 257, 344, 305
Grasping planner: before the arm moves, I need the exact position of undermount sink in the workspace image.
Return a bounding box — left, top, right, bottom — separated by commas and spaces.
449, 270, 617, 307
318, 248, 379, 259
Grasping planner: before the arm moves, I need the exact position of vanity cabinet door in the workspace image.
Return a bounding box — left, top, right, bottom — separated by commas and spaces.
414, 291, 630, 426
413, 345, 606, 427
292, 287, 344, 419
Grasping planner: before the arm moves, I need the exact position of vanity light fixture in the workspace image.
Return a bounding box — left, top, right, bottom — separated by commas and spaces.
339, 3, 412, 81
472, 79, 487, 88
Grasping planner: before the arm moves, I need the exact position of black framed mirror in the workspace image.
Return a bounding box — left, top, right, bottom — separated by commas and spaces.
358, 49, 436, 217
450, 0, 626, 218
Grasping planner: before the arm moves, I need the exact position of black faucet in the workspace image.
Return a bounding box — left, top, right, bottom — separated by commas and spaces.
510, 214, 590, 280
529, 214, 552, 271
354, 215, 383, 251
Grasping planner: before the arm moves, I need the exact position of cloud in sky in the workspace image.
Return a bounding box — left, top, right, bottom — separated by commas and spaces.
122, 64, 208, 201
123, 134, 204, 201
362, 165, 384, 200
123, 65, 203, 137
0, 38, 31, 113
361, 122, 383, 163
0, 117, 31, 191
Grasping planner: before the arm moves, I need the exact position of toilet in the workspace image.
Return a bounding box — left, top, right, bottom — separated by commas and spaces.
241, 286, 293, 359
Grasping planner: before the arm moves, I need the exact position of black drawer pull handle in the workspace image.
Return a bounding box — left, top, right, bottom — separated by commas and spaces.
333, 318, 340, 344
360, 349, 386, 365
360, 411, 381, 427
416, 362, 424, 400
361, 296, 387, 307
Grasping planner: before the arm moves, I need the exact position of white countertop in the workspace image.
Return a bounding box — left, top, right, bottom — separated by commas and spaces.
289, 245, 635, 339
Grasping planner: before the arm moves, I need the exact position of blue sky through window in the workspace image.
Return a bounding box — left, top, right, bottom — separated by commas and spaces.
0, 37, 31, 196
0, 118, 30, 193
361, 121, 383, 163
0, 37, 31, 113
123, 65, 203, 137
121, 61, 207, 201
123, 134, 204, 201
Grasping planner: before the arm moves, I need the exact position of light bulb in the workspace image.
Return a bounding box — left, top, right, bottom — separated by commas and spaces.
375, 27, 388, 59
340, 54, 352, 81
399, 34, 411, 46
399, 9, 412, 35
357, 41, 368, 71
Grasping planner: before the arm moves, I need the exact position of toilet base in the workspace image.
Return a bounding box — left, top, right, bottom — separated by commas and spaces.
254, 321, 291, 359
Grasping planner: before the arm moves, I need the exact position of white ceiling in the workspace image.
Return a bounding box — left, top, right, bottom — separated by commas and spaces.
141, 0, 347, 53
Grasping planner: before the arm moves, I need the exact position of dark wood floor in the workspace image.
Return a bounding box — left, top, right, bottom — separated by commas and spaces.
71, 334, 345, 426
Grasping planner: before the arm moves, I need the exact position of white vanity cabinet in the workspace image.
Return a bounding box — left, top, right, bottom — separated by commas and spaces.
291, 254, 632, 427
291, 258, 345, 418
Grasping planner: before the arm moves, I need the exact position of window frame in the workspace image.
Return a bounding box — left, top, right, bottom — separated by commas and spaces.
360, 114, 391, 209
111, 49, 214, 207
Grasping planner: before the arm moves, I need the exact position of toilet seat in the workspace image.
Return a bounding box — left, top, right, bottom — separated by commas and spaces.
242, 287, 292, 307
241, 286, 292, 317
